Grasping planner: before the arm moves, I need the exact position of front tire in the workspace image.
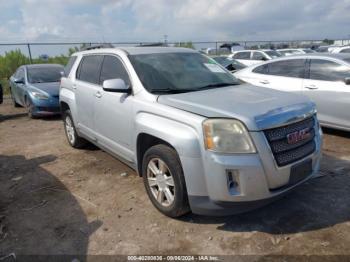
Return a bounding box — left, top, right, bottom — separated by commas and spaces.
63, 110, 87, 148
25, 96, 36, 119
142, 144, 190, 217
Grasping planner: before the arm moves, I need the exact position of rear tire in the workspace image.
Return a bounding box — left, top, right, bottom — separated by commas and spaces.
142, 144, 190, 218
10, 89, 20, 107
63, 109, 87, 148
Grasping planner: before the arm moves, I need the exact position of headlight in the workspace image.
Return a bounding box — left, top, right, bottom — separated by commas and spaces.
203, 119, 256, 153
31, 91, 48, 100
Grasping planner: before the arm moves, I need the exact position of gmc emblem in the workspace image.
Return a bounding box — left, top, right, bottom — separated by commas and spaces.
287, 128, 311, 144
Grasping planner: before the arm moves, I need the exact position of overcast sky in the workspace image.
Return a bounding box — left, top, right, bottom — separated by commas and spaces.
1, 0, 350, 43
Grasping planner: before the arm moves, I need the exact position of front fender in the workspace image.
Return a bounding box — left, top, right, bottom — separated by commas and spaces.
135, 112, 208, 196
135, 112, 202, 158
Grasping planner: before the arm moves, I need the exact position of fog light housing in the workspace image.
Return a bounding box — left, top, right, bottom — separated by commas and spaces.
226, 169, 240, 195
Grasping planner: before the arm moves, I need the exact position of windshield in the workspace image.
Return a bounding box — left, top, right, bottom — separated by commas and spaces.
264, 50, 282, 58
129, 52, 240, 94
27, 67, 63, 84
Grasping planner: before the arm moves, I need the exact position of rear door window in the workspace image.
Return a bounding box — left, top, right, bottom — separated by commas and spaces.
252, 52, 265, 60
267, 59, 306, 78
233, 52, 251, 60
309, 59, 350, 81
99, 55, 131, 86
253, 64, 269, 74
76, 55, 104, 85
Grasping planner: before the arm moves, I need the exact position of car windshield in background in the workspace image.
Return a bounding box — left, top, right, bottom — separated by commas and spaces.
129, 52, 240, 94
27, 67, 63, 84
265, 51, 282, 58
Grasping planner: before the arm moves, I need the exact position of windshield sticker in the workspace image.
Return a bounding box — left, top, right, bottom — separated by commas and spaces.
204, 63, 226, 73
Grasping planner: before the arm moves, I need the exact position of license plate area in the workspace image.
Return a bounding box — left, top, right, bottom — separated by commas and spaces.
289, 159, 313, 186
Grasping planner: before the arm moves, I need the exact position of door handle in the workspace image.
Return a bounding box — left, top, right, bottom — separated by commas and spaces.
72, 84, 77, 89
95, 91, 102, 98
259, 80, 270, 84
305, 85, 318, 90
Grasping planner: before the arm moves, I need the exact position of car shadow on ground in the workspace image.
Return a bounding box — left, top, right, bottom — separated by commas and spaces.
181, 153, 350, 235
322, 127, 350, 139
0, 154, 101, 260
0, 113, 27, 123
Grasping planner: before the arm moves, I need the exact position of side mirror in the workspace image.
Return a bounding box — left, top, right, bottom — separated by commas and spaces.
345, 77, 350, 85
261, 57, 268, 61
14, 78, 24, 84
102, 79, 131, 93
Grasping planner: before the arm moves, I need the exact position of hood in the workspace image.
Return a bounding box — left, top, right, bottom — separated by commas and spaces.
157, 84, 316, 131
28, 82, 60, 97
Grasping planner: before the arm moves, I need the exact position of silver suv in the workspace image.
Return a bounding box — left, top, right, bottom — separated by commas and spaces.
60, 47, 322, 217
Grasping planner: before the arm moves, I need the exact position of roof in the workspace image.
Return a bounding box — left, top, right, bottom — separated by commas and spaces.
258, 53, 350, 64
25, 63, 64, 68
291, 53, 350, 59
74, 46, 197, 56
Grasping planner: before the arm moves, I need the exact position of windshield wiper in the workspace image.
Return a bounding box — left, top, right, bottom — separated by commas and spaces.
195, 82, 238, 90
150, 88, 200, 94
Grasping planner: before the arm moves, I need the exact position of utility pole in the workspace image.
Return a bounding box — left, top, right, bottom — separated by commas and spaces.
164, 34, 168, 46
27, 43, 33, 64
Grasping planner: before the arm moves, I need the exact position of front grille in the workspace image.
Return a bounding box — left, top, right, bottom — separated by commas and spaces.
264, 117, 316, 166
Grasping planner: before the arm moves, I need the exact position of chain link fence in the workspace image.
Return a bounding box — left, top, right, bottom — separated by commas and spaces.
1, 39, 349, 94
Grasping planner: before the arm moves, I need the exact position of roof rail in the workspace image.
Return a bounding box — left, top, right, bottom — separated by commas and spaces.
137, 42, 167, 47
82, 43, 114, 51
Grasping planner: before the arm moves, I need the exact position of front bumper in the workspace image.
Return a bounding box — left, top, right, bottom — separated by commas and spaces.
182, 120, 323, 216
31, 96, 60, 116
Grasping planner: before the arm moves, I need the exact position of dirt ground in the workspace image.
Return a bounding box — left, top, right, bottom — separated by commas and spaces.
1, 97, 350, 259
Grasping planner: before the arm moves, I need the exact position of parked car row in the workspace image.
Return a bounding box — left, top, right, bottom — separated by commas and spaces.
234, 53, 350, 131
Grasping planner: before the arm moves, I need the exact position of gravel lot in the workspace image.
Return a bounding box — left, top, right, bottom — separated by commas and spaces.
1, 97, 350, 259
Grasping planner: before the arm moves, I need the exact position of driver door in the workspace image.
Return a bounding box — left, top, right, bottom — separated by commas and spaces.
94, 55, 134, 162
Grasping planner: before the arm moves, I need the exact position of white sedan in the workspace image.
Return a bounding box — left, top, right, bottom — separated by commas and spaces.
234, 53, 350, 131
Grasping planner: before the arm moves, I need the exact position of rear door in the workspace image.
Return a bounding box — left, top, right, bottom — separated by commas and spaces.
251, 51, 267, 65
10, 67, 25, 105
94, 55, 134, 161
302, 58, 350, 130
239, 59, 306, 94
74, 55, 104, 140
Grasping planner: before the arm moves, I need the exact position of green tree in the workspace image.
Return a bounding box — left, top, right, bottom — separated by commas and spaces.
323, 39, 334, 45
174, 41, 195, 49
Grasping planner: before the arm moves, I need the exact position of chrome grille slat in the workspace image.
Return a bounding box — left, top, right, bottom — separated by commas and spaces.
264, 117, 316, 167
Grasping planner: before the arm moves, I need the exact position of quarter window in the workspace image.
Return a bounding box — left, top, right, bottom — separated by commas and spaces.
267, 59, 306, 78
233, 52, 251, 60
64, 56, 77, 76
77, 55, 104, 84
99, 56, 131, 86
253, 64, 268, 74
309, 59, 350, 81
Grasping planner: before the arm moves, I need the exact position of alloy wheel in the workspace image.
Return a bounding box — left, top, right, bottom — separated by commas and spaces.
146, 158, 175, 207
